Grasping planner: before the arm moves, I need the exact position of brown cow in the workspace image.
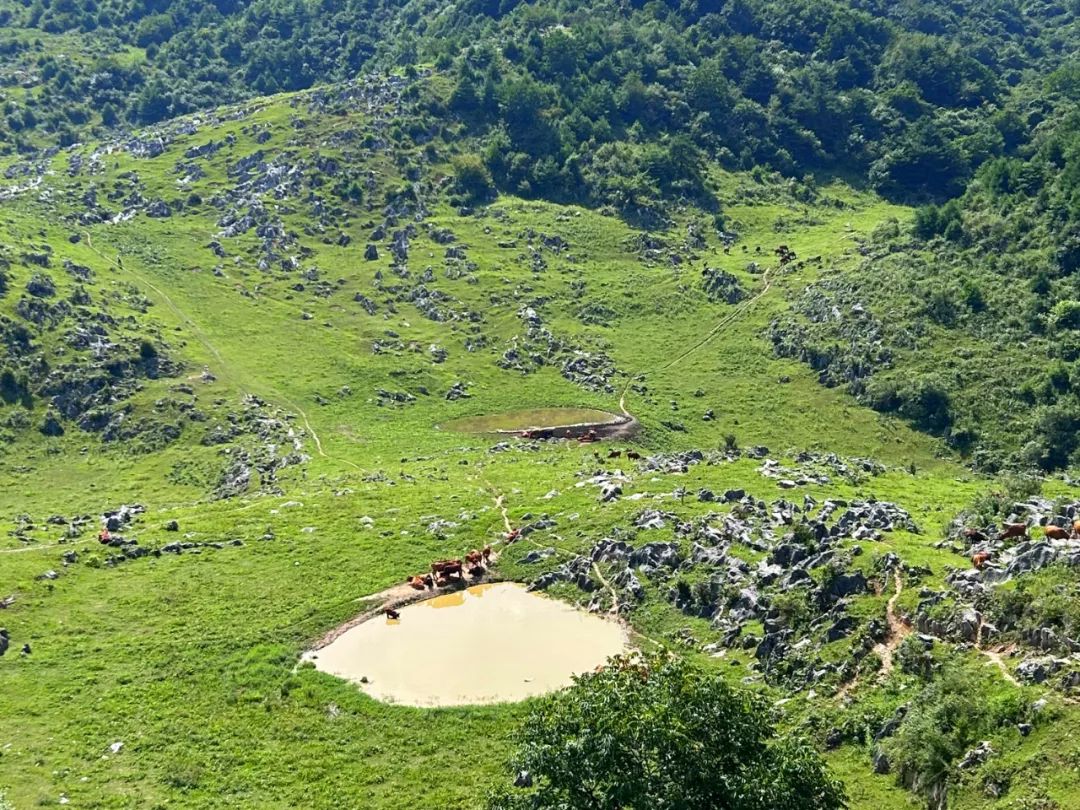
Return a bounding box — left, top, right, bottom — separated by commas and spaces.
431, 559, 464, 578
505, 528, 520, 542
963, 528, 989, 544
626, 450, 642, 460
465, 550, 483, 567
608, 450, 622, 459
972, 551, 991, 570
481, 545, 493, 563
1044, 525, 1070, 541
407, 576, 426, 590
999, 523, 1028, 542
1073, 520, 1080, 538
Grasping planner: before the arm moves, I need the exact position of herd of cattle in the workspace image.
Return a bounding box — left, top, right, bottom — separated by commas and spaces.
968, 520, 1080, 569
403, 545, 495, 591
383, 546, 500, 620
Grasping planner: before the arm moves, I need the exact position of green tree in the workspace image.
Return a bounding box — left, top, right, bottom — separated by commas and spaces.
1051, 300, 1080, 330
487, 653, 846, 810
452, 153, 494, 203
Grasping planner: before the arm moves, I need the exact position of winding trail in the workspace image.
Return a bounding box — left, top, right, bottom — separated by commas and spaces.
657, 268, 774, 373
835, 569, 909, 700
981, 646, 1021, 687
837, 571, 1027, 698
492, 492, 513, 535
0, 539, 92, 555
873, 569, 912, 679
613, 266, 773, 427
590, 561, 622, 616
82, 231, 362, 472
976, 618, 1021, 686
481, 477, 627, 618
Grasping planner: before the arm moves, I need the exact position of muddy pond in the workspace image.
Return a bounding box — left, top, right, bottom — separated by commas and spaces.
311, 583, 628, 707
442, 407, 621, 434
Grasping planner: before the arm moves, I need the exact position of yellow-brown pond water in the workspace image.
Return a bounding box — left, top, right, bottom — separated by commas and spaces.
310, 583, 628, 707
442, 407, 620, 434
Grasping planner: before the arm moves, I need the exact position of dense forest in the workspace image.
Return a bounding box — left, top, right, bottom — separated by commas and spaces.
0, 0, 1077, 205
771, 99, 1080, 472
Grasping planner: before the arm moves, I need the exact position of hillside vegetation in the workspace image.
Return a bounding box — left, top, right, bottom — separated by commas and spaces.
0, 2, 1079, 810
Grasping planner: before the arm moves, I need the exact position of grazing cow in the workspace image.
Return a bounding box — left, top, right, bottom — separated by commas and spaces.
999, 523, 1029, 542
775, 245, 797, 265
1044, 525, 1070, 541
972, 551, 991, 570
465, 550, 483, 567
481, 545, 492, 563
626, 450, 642, 460
608, 450, 622, 459
384, 608, 400, 620
963, 528, 989, 545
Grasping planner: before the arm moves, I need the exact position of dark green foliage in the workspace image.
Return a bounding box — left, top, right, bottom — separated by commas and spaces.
2, 0, 1077, 212
883, 661, 1030, 805
39, 410, 64, 436
772, 101, 1080, 471
0, 368, 30, 407
987, 565, 1080, 646
488, 653, 846, 810
452, 154, 494, 204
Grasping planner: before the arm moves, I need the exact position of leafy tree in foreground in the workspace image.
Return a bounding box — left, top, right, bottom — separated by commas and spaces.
487, 653, 846, 810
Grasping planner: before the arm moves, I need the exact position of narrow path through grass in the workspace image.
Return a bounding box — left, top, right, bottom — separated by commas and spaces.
83, 230, 363, 472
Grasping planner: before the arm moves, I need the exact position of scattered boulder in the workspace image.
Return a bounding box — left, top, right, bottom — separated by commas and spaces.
871, 746, 890, 775
957, 741, 994, 770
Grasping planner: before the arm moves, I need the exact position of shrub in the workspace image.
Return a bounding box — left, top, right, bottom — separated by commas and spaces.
452, 153, 494, 203
487, 653, 846, 810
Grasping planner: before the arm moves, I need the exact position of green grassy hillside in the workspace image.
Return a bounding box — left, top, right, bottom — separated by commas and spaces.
1, 73, 1079, 810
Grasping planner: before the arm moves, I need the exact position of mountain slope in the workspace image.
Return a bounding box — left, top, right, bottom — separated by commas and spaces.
1, 7, 1080, 810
